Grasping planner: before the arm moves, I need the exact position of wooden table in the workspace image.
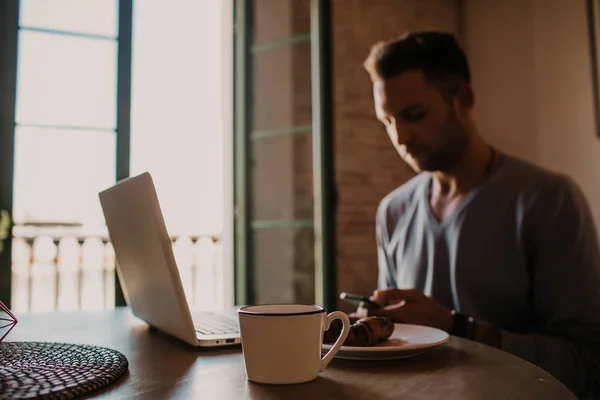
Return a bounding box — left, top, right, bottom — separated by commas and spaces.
4, 308, 575, 399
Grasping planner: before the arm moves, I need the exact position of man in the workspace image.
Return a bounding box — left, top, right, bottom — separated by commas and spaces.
362, 31, 600, 398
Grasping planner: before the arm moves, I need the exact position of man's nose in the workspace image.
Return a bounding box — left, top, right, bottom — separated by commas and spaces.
388, 121, 412, 147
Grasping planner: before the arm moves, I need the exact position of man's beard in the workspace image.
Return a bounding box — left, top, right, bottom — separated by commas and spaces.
404, 113, 469, 173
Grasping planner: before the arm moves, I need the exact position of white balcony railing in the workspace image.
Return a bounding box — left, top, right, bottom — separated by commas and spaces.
11, 224, 223, 313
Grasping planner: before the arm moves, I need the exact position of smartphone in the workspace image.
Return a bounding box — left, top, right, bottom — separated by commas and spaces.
339, 292, 382, 309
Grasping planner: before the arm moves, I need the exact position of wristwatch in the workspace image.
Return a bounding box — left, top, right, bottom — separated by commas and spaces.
450, 311, 475, 339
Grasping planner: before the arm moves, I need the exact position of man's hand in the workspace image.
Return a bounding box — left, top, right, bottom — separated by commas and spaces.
368, 288, 454, 332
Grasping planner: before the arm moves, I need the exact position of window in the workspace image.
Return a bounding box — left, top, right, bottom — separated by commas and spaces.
2, 0, 234, 312
11, 0, 120, 312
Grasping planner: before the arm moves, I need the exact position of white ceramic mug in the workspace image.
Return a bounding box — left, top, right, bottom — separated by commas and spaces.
238, 304, 350, 384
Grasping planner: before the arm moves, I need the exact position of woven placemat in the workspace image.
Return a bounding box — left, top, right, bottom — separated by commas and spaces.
0, 342, 128, 399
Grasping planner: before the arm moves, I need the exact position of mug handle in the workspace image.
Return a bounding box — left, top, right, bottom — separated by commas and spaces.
320, 311, 351, 371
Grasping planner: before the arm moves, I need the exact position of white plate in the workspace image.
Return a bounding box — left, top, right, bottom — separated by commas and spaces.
322, 323, 449, 360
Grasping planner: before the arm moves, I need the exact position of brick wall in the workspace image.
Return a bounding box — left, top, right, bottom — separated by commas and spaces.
332, 0, 462, 311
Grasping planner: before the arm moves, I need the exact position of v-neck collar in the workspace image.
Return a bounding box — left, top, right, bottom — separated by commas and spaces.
419, 156, 508, 232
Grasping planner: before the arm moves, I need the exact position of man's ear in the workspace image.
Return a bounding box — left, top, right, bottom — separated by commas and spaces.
455, 83, 474, 116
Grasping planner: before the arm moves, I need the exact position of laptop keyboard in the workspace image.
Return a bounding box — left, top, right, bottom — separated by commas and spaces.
194, 313, 239, 335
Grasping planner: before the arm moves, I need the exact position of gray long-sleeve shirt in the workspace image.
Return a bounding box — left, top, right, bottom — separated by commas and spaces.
376, 155, 600, 398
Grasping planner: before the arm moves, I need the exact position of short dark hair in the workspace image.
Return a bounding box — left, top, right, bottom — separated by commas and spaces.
363, 31, 471, 98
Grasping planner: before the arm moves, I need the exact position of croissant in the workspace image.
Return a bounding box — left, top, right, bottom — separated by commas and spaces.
324, 316, 395, 346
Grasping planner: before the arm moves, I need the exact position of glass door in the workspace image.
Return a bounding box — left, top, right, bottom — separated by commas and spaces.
234, 0, 335, 309
130, 0, 233, 311
0, 0, 132, 311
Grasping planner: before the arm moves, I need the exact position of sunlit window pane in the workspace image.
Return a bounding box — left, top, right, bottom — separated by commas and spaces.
12, 126, 116, 226
19, 0, 118, 37
130, 0, 224, 236
16, 31, 117, 129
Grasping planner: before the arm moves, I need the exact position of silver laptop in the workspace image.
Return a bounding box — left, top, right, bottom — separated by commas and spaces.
98, 172, 241, 347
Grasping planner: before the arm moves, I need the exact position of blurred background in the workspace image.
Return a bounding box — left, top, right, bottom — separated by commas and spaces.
0, 0, 598, 314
